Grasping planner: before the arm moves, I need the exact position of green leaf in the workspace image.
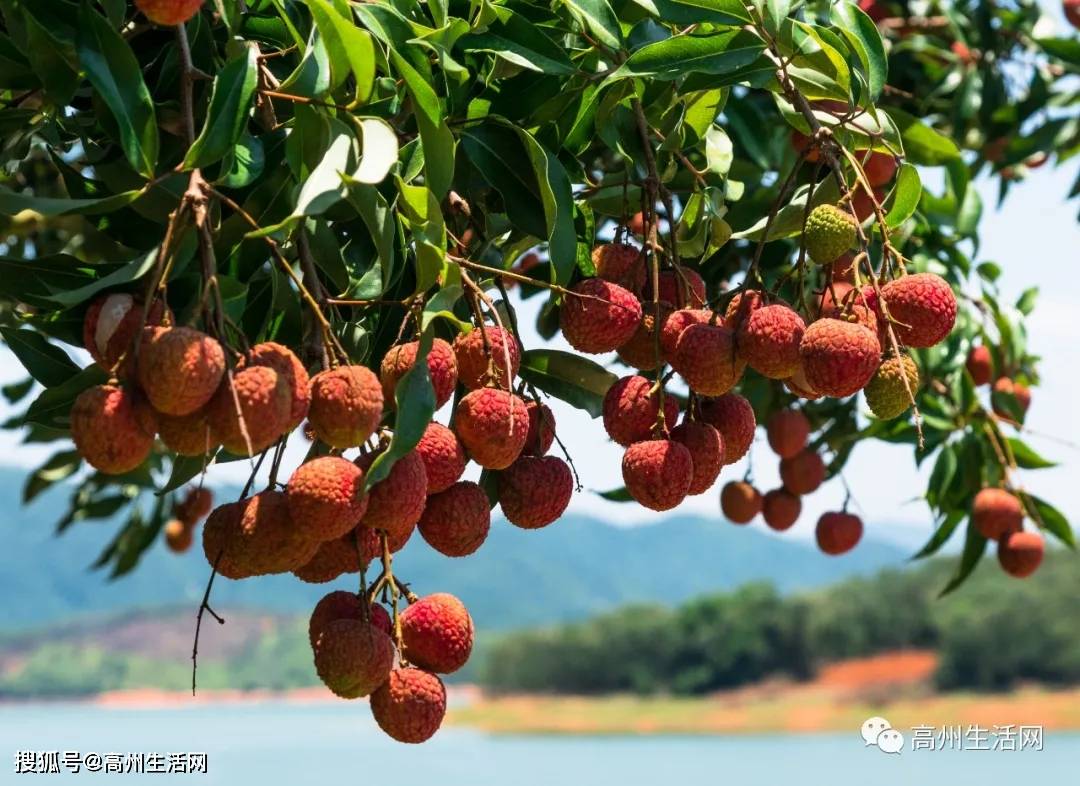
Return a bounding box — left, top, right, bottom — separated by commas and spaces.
390, 50, 455, 198
159, 455, 216, 496
306, 0, 376, 106
939, 524, 988, 596
1015, 287, 1038, 316
24, 365, 108, 429
559, 0, 622, 50
610, 30, 766, 81
887, 108, 960, 166
831, 1, 887, 100
911, 510, 965, 560
1023, 494, 1074, 549
353, 118, 399, 184
1036, 37, 1080, 68
45, 248, 161, 308
0, 328, 80, 387
733, 178, 841, 241
183, 46, 259, 170
0, 186, 143, 216
76, 3, 158, 178
23, 449, 82, 504
460, 11, 576, 75
518, 349, 617, 418
596, 486, 633, 502
884, 163, 921, 228
1006, 439, 1056, 469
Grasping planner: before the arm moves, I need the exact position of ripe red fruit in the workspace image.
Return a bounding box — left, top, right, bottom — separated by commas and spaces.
158, 408, 218, 457
498, 456, 573, 529
766, 410, 810, 459
286, 457, 369, 542
314, 619, 394, 699
628, 211, 647, 236
370, 668, 447, 744
721, 481, 763, 524
992, 377, 1032, 420
816, 512, 863, 555
862, 152, 898, 187
644, 268, 706, 308
237, 342, 311, 430
415, 423, 467, 494
292, 528, 407, 584
82, 293, 168, 375
660, 308, 710, 360
673, 322, 746, 396
307, 365, 384, 448
602, 375, 678, 447
164, 519, 192, 553
617, 304, 673, 371
380, 338, 458, 409
965, 346, 993, 386
799, 318, 881, 397
401, 593, 474, 674
831, 253, 857, 284
1066, 0, 1080, 30
972, 488, 1024, 540
309, 591, 392, 650
850, 184, 886, 221
858, 0, 889, 23
762, 489, 801, 531
135, 0, 205, 26
698, 393, 756, 465
997, 530, 1044, 578
453, 326, 521, 390
593, 243, 646, 291
790, 130, 820, 163
70, 385, 156, 474
417, 481, 491, 557
723, 290, 768, 331
560, 278, 642, 353
206, 366, 292, 456
232, 490, 321, 576
175, 486, 213, 525
522, 400, 555, 456
454, 388, 529, 469
780, 449, 826, 495
736, 304, 806, 379
355, 450, 428, 542
784, 363, 822, 401
670, 421, 724, 496
880, 273, 957, 348
137, 326, 226, 416
622, 439, 693, 512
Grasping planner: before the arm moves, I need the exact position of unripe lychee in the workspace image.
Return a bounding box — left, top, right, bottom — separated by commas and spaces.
592, 242, 646, 291
670, 421, 723, 496
380, 338, 458, 409
992, 377, 1031, 420
721, 481, 762, 524
864, 354, 920, 419
307, 365, 384, 448
617, 304, 673, 370
175, 486, 213, 525
370, 668, 447, 744
498, 455, 573, 529
230, 490, 320, 576
762, 488, 801, 531
966, 346, 993, 387
816, 512, 863, 555
736, 304, 806, 379
158, 408, 218, 457
417, 481, 491, 557
673, 322, 746, 396
237, 342, 311, 430
206, 366, 292, 455
698, 393, 756, 465
804, 204, 856, 264
560, 278, 642, 353
137, 326, 225, 416
880, 273, 957, 348
862, 152, 898, 187
164, 519, 192, 553
660, 308, 710, 360
314, 619, 394, 699
70, 385, 156, 474
766, 410, 810, 459
644, 268, 706, 307
401, 593, 474, 674
997, 530, 1044, 578
621, 439, 693, 512
454, 388, 529, 469
82, 293, 168, 375
135, 0, 205, 25
523, 400, 555, 456
453, 326, 521, 390
602, 375, 678, 447
415, 423, 467, 494
780, 449, 826, 495
972, 487, 1024, 540
309, 591, 392, 650
286, 457, 369, 542
355, 450, 427, 542
799, 318, 881, 397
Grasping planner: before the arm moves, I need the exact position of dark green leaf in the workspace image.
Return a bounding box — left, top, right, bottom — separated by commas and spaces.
518, 349, 617, 418
1023, 494, 1074, 549
611, 30, 765, 81
0, 328, 80, 387
184, 45, 259, 170
23, 449, 82, 503
939, 524, 987, 596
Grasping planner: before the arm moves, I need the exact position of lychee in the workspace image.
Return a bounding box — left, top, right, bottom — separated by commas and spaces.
736, 304, 806, 379
370, 668, 447, 744
82, 293, 168, 375
309, 591, 392, 650
698, 393, 756, 464
314, 619, 394, 699
235, 490, 321, 575
723, 290, 769, 332
762, 488, 801, 531
602, 375, 678, 447
660, 308, 710, 360
522, 400, 555, 456
628, 211, 647, 236
135, 0, 205, 25
417, 481, 491, 557
862, 151, 898, 187
401, 593, 474, 674
997, 530, 1044, 578
355, 450, 427, 542
879, 273, 957, 348
164, 519, 192, 553
158, 407, 218, 457
799, 318, 881, 397
1067, 0, 1080, 30
286, 456, 369, 542
621, 439, 693, 512
644, 268, 706, 307
831, 252, 857, 284
804, 204, 856, 264
784, 363, 822, 401
972, 487, 1024, 540
307, 365, 384, 448
966, 346, 993, 387
454, 387, 529, 469
293, 532, 362, 584
237, 342, 311, 430
721, 481, 762, 524
864, 354, 920, 419
617, 304, 672, 370
766, 409, 810, 459
137, 326, 225, 416
381, 338, 458, 409
453, 326, 521, 390
780, 449, 826, 495
592, 242, 646, 291
206, 366, 292, 455
992, 377, 1031, 420
415, 423, 467, 494
498, 455, 573, 529
673, 322, 746, 396
816, 512, 863, 555
70, 385, 156, 474
670, 421, 723, 496
175, 486, 213, 525
201, 501, 264, 580
560, 278, 642, 353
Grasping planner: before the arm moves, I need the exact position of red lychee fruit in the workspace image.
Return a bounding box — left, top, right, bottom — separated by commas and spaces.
780, 449, 826, 495
453, 326, 521, 390
670, 421, 724, 496
135, 0, 205, 25
850, 184, 886, 221
454, 388, 529, 470
644, 268, 706, 308
592, 242, 646, 291
158, 408, 218, 457
766, 410, 810, 459
815, 285, 882, 342
355, 450, 428, 542
314, 619, 394, 699
736, 304, 806, 379
673, 322, 746, 396
602, 375, 678, 447
723, 291, 768, 331
164, 519, 192, 553
292, 530, 393, 584
309, 591, 392, 650
721, 481, 762, 524
401, 593, 474, 674
1067, 0, 1080, 30
622, 439, 693, 512
784, 363, 823, 401
415, 423, 467, 494
799, 318, 881, 397
992, 377, 1032, 420
286, 456, 369, 542
201, 502, 250, 579
627, 211, 647, 236
972, 487, 1024, 540
862, 151, 898, 187
307, 365, 384, 448
660, 308, 710, 360
816, 512, 863, 555
228, 490, 320, 576
560, 278, 642, 353
880, 273, 957, 348
831, 253, 857, 284
175, 486, 213, 525
70, 385, 156, 474
523, 400, 555, 456
997, 530, 1044, 578
617, 304, 673, 371
206, 366, 292, 456
417, 481, 491, 557
82, 293, 168, 375
371, 668, 447, 744
698, 393, 756, 465
791, 129, 820, 163
137, 326, 225, 416
762, 488, 801, 531
498, 455, 573, 529
237, 342, 311, 430
966, 346, 993, 387
858, 0, 889, 22
380, 338, 458, 409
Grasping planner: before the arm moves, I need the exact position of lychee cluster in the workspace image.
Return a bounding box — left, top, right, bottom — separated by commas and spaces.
971, 487, 1044, 579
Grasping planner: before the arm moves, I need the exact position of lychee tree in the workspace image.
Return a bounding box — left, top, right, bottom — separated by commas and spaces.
0, 0, 1078, 741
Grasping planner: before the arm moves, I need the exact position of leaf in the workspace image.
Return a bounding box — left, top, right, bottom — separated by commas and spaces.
911, 510, 965, 560
353, 118, 399, 184
733, 178, 841, 241
460, 11, 576, 75
518, 349, 617, 418
884, 163, 920, 228
76, 3, 158, 178
45, 248, 161, 308
1023, 494, 1074, 549
1037, 37, 1080, 68
390, 50, 455, 198
159, 455, 216, 496
559, 0, 622, 49
939, 525, 987, 596
290, 131, 354, 220
0, 186, 143, 216
596, 486, 634, 502
611, 30, 765, 81
0, 328, 80, 387
306, 0, 376, 106
24, 365, 108, 429
831, 1, 887, 100
1015, 287, 1038, 316
183, 45, 259, 170
23, 449, 82, 504
887, 108, 960, 166
1006, 439, 1057, 469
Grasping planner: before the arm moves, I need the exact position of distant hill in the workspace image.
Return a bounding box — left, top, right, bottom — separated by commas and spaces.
0, 465, 907, 632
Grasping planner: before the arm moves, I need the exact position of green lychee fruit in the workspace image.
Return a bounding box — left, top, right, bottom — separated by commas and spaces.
804, 204, 857, 265
864, 354, 920, 419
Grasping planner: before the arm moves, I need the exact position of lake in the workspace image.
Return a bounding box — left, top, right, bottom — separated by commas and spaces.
1, 701, 1073, 784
